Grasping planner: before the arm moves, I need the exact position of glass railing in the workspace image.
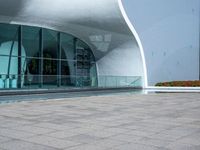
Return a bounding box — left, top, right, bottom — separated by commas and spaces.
0, 74, 97, 89
0, 74, 142, 90
98, 75, 142, 88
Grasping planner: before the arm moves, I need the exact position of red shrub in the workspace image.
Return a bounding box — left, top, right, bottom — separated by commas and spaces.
155, 81, 200, 87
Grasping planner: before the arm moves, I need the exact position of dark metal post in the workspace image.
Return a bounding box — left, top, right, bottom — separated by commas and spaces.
57, 33, 61, 87
17, 26, 22, 89
73, 38, 77, 86
199, 1, 200, 80
39, 29, 43, 88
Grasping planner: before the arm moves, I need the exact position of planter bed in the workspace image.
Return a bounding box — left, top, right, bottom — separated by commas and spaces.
155, 81, 200, 87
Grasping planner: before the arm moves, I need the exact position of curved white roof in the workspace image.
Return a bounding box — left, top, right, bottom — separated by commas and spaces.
0, 0, 148, 87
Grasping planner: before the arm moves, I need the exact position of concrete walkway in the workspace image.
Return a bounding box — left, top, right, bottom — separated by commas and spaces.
0, 93, 200, 150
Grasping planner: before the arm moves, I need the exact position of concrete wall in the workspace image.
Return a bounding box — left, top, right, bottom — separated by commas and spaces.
123, 0, 200, 86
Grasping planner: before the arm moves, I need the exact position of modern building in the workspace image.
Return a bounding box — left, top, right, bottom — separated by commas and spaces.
0, 0, 199, 91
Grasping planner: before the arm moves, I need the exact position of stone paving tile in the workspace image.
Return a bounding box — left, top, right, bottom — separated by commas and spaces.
135, 137, 172, 148
0, 136, 11, 143
109, 133, 144, 143
76, 124, 106, 131
24, 135, 81, 149
47, 130, 84, 139
65, 144, 108, 150
65, 134, 102, 144
0, 128, 35, 139
0, 140, 58, 150
125, 129, 155, 137
175, 131, 200, 146
166, 142, 200, 150
101, 127, 131, 134
90, 138, 128, 149
69, 127, 98, 134
86, 130, 119, 138
33, 122, 76, 130
113, 142, 168, 150
149, 131, 182, 142
0, 93, 200, 149
0, 119, 34, 128
164, 126, 200, 137
10, 125, 56, 135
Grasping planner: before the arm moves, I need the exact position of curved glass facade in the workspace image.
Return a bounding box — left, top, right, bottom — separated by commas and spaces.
0, 23, 97, 89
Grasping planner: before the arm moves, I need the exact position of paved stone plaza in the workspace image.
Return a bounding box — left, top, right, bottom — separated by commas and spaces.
0, 93, 200, 150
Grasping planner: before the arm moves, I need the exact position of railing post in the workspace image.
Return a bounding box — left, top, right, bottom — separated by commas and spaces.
57, 32, 61, 87
73, 38, 77, 87
17, 25, 22, 89
39, 28, 43, 88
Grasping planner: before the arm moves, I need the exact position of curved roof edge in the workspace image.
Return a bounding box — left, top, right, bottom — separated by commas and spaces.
118, 0, 148, 87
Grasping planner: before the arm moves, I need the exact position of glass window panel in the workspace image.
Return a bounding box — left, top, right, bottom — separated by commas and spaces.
90, 63, 98, 87
0, 55, 28, 89
0, 24, 19, 57
0, 55, 19, 75
76, 39, 90, 50
22, 26, 40, 58
42, 59, 58, 87
43, 29, 58, 59
61, 60, 76, 86
43, 74, 57, 87
25, 58, 40, 75
76, 40, 95, 61
0, 55, 10, 76
89, 50, 95, 62
61, 60, 76, 76
61, 33, 75, 61
0, 23, 97, 89
23, 74, 40, 89
22, 58, 40, 88
43, 59, 57, 75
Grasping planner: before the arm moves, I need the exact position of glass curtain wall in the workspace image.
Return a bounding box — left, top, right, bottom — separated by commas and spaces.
22, 26, 40, 88
0, 24, 19, 89
0, 23, 97, 90
43, 29, 58, 87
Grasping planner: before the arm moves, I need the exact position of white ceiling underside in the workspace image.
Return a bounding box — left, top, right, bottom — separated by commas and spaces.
0, 0, 135, 60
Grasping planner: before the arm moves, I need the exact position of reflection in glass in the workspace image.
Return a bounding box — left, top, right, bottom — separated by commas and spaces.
0, 23, 97, 89
23, 58, 40, 88
61, 60, 75, 86
61, 33, 75, 60
0, 24, 19, 57
43, 29, 58, 87
22, 26, 40, 58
